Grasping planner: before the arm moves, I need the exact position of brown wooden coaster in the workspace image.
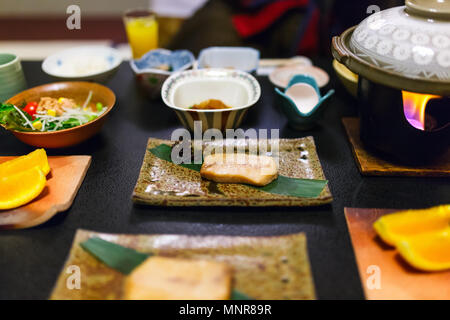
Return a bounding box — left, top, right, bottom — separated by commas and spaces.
342, 117, 450, 177
345, 207, 450, 300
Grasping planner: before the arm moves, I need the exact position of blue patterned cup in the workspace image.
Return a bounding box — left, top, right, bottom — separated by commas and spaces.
0, 53, 27, 102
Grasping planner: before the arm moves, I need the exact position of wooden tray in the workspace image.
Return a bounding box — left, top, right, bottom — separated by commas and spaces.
132, 137, 332, 207
345, 207, 450, 300
0, 156, 91, 229
50, 229, 316, 300
342, 117, 450, 177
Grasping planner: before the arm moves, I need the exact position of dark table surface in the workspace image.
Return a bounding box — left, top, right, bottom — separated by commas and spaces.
0, 59, 448, 300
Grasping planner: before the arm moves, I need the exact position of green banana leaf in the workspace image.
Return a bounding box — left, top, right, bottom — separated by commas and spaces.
149, 144, 327, 198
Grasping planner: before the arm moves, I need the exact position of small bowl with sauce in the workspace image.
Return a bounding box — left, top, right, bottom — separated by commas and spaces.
161, 68, 261, 132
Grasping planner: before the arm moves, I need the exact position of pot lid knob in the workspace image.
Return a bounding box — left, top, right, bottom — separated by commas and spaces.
406, 0, 450, 19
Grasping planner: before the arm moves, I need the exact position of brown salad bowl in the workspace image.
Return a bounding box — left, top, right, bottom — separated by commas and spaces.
3, 81, 116, 148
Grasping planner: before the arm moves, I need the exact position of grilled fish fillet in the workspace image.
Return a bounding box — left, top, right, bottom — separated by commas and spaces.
123, 256, 232, 300
200, 153, 278, 186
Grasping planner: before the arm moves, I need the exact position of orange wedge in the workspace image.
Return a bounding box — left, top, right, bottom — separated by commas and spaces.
396, 230, 450, 272
0, 166, 46, 210
373, 204, 450, 246
0, 149, 50, 177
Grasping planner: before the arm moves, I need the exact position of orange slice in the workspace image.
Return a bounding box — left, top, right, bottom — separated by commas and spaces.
0, 149, 50, 177
396, 230, 450, 272
373, 204, 450, 246
0, 166, 46, 210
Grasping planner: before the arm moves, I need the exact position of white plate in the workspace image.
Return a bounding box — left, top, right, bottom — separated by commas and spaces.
197, 47, 260, 73
269, 65, 329, 88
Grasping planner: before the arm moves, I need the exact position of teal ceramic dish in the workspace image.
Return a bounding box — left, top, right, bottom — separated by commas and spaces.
275, 75, 334, 130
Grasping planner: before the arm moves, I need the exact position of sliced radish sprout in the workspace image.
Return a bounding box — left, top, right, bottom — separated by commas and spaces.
12, 104, 35, 130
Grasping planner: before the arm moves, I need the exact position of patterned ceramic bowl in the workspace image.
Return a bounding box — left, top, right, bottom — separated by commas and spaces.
130, 49, 195, 99
161, 68, 261, 132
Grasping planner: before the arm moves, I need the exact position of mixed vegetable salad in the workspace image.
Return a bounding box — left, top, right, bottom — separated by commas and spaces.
0, 91, 106, 132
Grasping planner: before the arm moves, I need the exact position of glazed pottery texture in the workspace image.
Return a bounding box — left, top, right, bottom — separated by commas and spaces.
351, 6, 450, 81
50, 229, 316, 300
133, 137, 332, 207
5, 82, 116, 148
0, 54, 27, 102
332, 2, 450, 94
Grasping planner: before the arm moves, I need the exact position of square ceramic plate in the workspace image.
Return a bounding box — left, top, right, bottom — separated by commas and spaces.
132, 137, 332, 207
345, 207, 450, 300
50, 229, 315, 300
0, 156, 91, 229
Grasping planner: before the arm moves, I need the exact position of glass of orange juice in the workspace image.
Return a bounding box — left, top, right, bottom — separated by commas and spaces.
123, 9, 158, 59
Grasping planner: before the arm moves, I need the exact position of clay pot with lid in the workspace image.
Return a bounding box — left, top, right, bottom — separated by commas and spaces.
332, 0, 450, 164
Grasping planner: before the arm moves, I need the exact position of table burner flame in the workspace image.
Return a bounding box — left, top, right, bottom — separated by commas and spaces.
402, 91, 440, 131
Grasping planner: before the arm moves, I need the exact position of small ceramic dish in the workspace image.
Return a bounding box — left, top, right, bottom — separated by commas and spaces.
42, 46, 122, 83
197, 47, 260, 73
257, 56, 313, 76
130, 49, 195, 99
133, 137, 332, 207
258, 56, 313, 69
332, 59, 358, 97
275, 75, 334, 130
269, 65, 329, 89
50, 229, 317, 299
4, 82, 116, 148
161, 68, 261, 131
